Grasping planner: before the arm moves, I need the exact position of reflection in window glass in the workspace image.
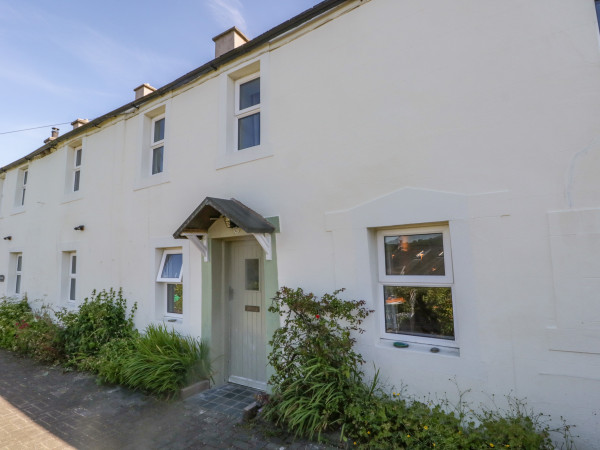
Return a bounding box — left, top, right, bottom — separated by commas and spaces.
161, 253, 182, 279
384, 233, 445, 276
383, 286, 454, 339
154, 118, 165, 142
167, 283, 183, 314
245, 258, 259, 290
239, 78, 260, 110
238, 113, 260, 150
152, 146, 164, 175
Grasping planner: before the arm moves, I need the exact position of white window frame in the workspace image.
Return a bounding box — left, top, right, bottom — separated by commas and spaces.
15, 253, 23, 294
68, 252, 77, 302
73, 147, 82, 192
377, 225, 456, 346
234, 73, 260, 151
15, 167, 28, 207
156, 249, 183, 317
150, 115, 165, 175
156, 249, 183, 283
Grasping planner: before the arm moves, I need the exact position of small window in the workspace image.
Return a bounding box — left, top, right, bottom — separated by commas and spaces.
245, 258, 260, 290
235, 75, 260, 150
15, 168, 28, 207
378, 226, 455, 343
73, 147, 82, 192
157, 249, 183, 316
151, 116, 165, 175
15, 253, 22, 294
69, 253, 77, 301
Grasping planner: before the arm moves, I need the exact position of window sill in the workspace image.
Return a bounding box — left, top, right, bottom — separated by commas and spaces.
163, 315, 183, 325
133, 173, 170, 191
378, 338, 460, 357
10, 206, 26, 216
216, 145, 273, 170
61, 192, 83, 205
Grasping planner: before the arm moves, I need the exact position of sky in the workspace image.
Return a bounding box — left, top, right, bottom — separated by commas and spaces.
0, 0, 321, 167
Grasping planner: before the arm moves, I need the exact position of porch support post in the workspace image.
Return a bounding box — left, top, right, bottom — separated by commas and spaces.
182, 233, 209, 262
252, 233, 272, 260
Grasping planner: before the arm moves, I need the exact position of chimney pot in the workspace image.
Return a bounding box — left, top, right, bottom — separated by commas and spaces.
133, 83, 156, 100
44, 127, 59, 144
71, 118, 89, 129
212, 27, 249, 58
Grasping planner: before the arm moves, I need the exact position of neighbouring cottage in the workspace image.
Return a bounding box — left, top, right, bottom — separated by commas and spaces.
1, 0, 599, 446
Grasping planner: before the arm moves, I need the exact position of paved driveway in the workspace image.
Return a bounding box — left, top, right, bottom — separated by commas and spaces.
0, 350, 331, 449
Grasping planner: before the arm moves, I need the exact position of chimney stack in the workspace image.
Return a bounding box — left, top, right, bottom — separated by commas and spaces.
44, 127, 59, 144
212, 27, 249, 58
71, 118, 89, 129
134, 83, 156, 100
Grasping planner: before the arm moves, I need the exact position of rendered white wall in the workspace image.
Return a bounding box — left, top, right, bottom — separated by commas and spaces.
0, 0, 598, 446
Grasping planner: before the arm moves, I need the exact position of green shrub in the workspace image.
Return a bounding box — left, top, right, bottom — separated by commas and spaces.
0, 298, 32, 348
263, 287, 372, 438
12, 304, 64, 363
120, 323, 211, 397
95, 337, 137, 384
55, 288, 137, 367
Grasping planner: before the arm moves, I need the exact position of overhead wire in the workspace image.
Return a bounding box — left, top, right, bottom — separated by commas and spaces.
0, 122, 71, 136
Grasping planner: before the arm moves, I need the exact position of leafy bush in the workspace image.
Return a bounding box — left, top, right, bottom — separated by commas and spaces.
119, 324, 211, 397
262, 287, 572, 449
0, 298, 32, 348
56, 288, 137, 366
12, 304, 64, 363
95, 337, 137, 385
263, 287, 372, 438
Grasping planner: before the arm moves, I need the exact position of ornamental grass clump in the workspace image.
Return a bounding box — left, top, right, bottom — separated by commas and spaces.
119, 323, 211, 397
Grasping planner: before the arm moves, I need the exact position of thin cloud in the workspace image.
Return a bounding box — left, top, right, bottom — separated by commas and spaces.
207, 0, 247, 31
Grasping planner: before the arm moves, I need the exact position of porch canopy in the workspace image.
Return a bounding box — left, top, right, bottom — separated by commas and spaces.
173, 197, 275, 260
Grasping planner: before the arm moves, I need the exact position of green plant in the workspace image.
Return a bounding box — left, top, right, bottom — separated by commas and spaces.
55, 288, 137, 367
120, 323, 211, 397
95, 337, 137, 384
264, 287, 372, 438
12, 304, 64, 363
0, 297, 32, 348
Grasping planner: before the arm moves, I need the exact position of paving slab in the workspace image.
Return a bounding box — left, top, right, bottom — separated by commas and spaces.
0, 349, 336, 449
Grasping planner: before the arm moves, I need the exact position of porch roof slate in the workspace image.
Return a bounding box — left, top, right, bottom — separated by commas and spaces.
173, 197, 275, 237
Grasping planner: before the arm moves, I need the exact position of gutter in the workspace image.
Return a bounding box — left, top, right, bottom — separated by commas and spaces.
0, 0, 349, 174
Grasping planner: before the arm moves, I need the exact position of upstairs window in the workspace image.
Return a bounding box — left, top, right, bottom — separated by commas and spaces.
151, 116, 165, 175
235, 75, 260, 150
15, 167, 28, 207
73, 147, 82, 192
156, 249, 183, 315
378, 225, 455, 343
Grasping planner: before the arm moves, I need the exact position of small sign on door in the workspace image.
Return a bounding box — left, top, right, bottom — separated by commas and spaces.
245, 305, 260, 312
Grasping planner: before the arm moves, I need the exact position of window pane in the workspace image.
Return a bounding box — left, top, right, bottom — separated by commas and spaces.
71, 255, 77, 274
16, 255, 22, 271
70, 278, 76, 301
384, 233, 445, 276
239, 77, 260, 109
73, 170, 80, 191
383, 286, 454, 340
21, 188, 26, 206
15, 274, 21, 294
167, 283, 183, 314
152, 146, 164, 174
23, 170, 28, 185
161, 253, 182, 279
153, 118, 165, 142
245, 259, 259, 290
75, 149, 82, 167
238, 113, 260, 150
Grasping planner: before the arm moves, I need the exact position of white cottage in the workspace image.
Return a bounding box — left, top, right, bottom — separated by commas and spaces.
1, 0, 599, 446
